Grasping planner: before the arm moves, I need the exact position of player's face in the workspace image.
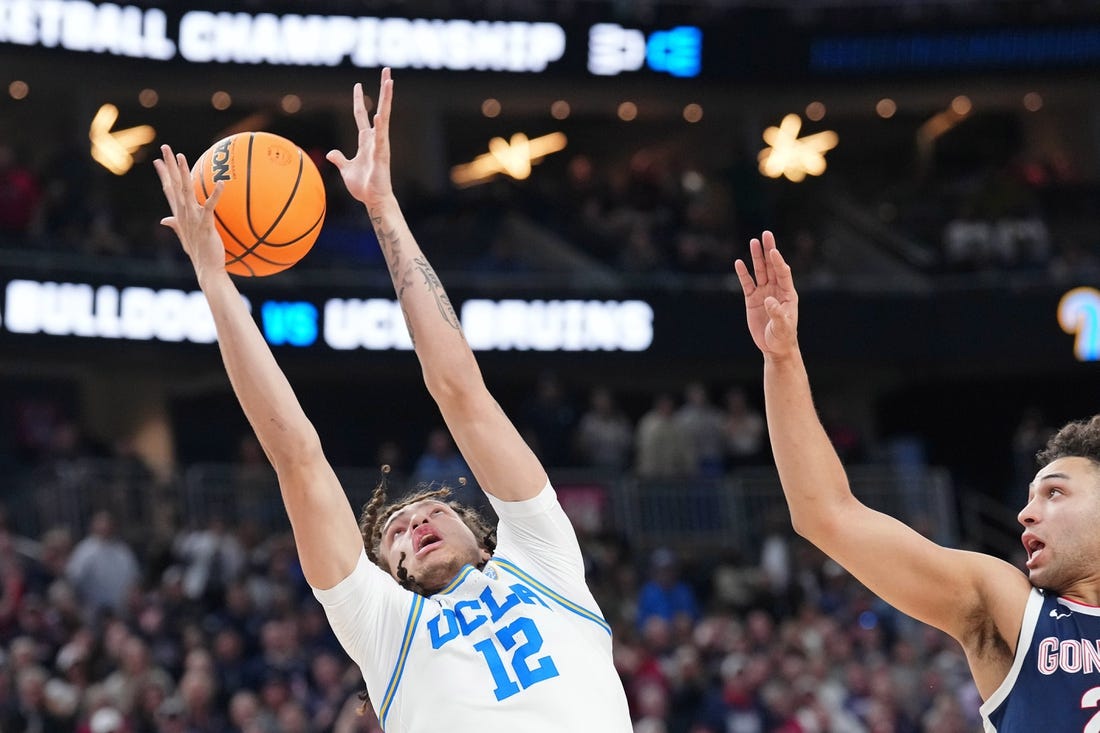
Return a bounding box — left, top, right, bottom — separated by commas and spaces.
380, 500, 487, 594
1019, 456, 1100, 594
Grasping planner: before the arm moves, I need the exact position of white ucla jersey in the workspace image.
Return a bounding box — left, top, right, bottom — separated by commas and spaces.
312, 484, 632, 732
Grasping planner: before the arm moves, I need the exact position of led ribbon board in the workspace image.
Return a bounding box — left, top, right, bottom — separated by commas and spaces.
0, 279, 653, 352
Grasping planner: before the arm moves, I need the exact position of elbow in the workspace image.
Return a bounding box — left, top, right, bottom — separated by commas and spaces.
269, 427, 326, 474
422, 353, 484, 402
789, 515, 821, 544
788, 506, 844, 546
789, 514, 812, 539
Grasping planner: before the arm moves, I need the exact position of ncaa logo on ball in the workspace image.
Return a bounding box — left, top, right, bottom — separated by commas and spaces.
211, 137, 234, 182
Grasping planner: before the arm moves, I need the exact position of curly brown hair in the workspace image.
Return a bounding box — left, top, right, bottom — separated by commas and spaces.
357, 466, 496, 596
1036, 415, 1100, 468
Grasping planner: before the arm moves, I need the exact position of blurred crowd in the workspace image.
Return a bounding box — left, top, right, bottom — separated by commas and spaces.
0, 495, 985, 733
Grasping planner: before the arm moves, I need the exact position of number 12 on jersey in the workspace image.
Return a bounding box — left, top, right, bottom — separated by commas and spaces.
472, 616, 560, 700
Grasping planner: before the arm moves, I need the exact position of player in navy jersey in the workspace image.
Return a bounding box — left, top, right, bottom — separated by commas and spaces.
154, 68, 631, 732
736, 231, 1100, 733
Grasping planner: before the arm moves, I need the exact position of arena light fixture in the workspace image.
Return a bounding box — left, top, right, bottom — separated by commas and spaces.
757, 114, 838, 182
451, 132, 567, 187
89, 104, 156, 175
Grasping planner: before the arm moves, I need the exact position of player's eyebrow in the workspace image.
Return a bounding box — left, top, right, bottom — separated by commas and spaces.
381, 508, 411, 536
1037, 471, 1070, 483
381, 501, 443, 536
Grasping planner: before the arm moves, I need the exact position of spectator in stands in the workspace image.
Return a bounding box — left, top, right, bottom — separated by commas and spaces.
409, 427, 466, 484
29, 527, 73, 596
99, 635, 172, 716
153, 694, 187, 733
519, 371, 579, 467
1, 664, 71, 733
574, 386, 634, 472
0, 527, 29, 642
675, 382, 726, 477
173, 516, 245, 611
130, 678, 172, 733
175, 665, 225, 733
635, 548, 700, 635
722, 386, 767, 468
304, 649, 352, 731
635, 393, 694, 478
225, 689, 269, 733
65, 511, 140, 620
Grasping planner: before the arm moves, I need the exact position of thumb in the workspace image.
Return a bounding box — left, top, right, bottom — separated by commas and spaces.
763, 296, 783, 316
203, 181, 225, 212
326, 150, 349, 170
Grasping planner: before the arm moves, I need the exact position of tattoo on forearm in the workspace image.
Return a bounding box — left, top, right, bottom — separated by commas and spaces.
368, 209, 396, 252
370, 207, 414, 307
413, 256, 461, 330
401, 306, 416, 347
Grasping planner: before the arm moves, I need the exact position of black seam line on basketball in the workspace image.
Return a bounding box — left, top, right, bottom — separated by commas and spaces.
223, 245, 293, 267
244, 141, 303, 243
225, 252, 292, 268
216, 210, 275, 264
245, 205, 326, 247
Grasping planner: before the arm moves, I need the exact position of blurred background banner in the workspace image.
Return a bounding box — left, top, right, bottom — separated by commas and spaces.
0, 267, 1087, 369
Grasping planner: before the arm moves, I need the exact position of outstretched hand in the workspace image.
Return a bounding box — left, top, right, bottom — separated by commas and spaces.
327, 67, 394, 208
734, 231, 800, 358
153, 144, 226, 280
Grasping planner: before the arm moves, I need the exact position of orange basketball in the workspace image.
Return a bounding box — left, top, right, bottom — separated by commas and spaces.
192, 132, 325, 277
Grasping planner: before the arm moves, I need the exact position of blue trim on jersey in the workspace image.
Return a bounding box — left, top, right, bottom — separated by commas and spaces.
379, 594, 425, 728
436, 565, 477, 596
490, 556, 611, 636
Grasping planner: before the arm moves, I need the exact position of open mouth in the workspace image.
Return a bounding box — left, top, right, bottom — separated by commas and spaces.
415, 529, 443, 557
1025, 537, 1046, 568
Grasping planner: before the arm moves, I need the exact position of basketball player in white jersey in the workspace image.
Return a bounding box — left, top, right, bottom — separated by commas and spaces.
736, 231, 1100, 732
153, 68, 631, 732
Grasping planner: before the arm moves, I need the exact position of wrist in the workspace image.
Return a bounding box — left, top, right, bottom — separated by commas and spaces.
763, 347, 802, 367
195, 265, 232, 290
363, 193, 400, 216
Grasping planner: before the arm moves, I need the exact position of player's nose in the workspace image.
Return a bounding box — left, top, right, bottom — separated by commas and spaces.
1017, 498, 1039, 526
408, 506, 431, 528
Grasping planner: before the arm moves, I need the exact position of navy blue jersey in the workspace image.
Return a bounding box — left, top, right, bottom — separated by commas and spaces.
981, 587, 1100, 732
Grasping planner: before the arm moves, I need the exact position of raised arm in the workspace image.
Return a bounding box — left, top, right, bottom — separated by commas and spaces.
154, 147, 362, 590
734, 232, 1030, 692
327, 69, 546, 502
